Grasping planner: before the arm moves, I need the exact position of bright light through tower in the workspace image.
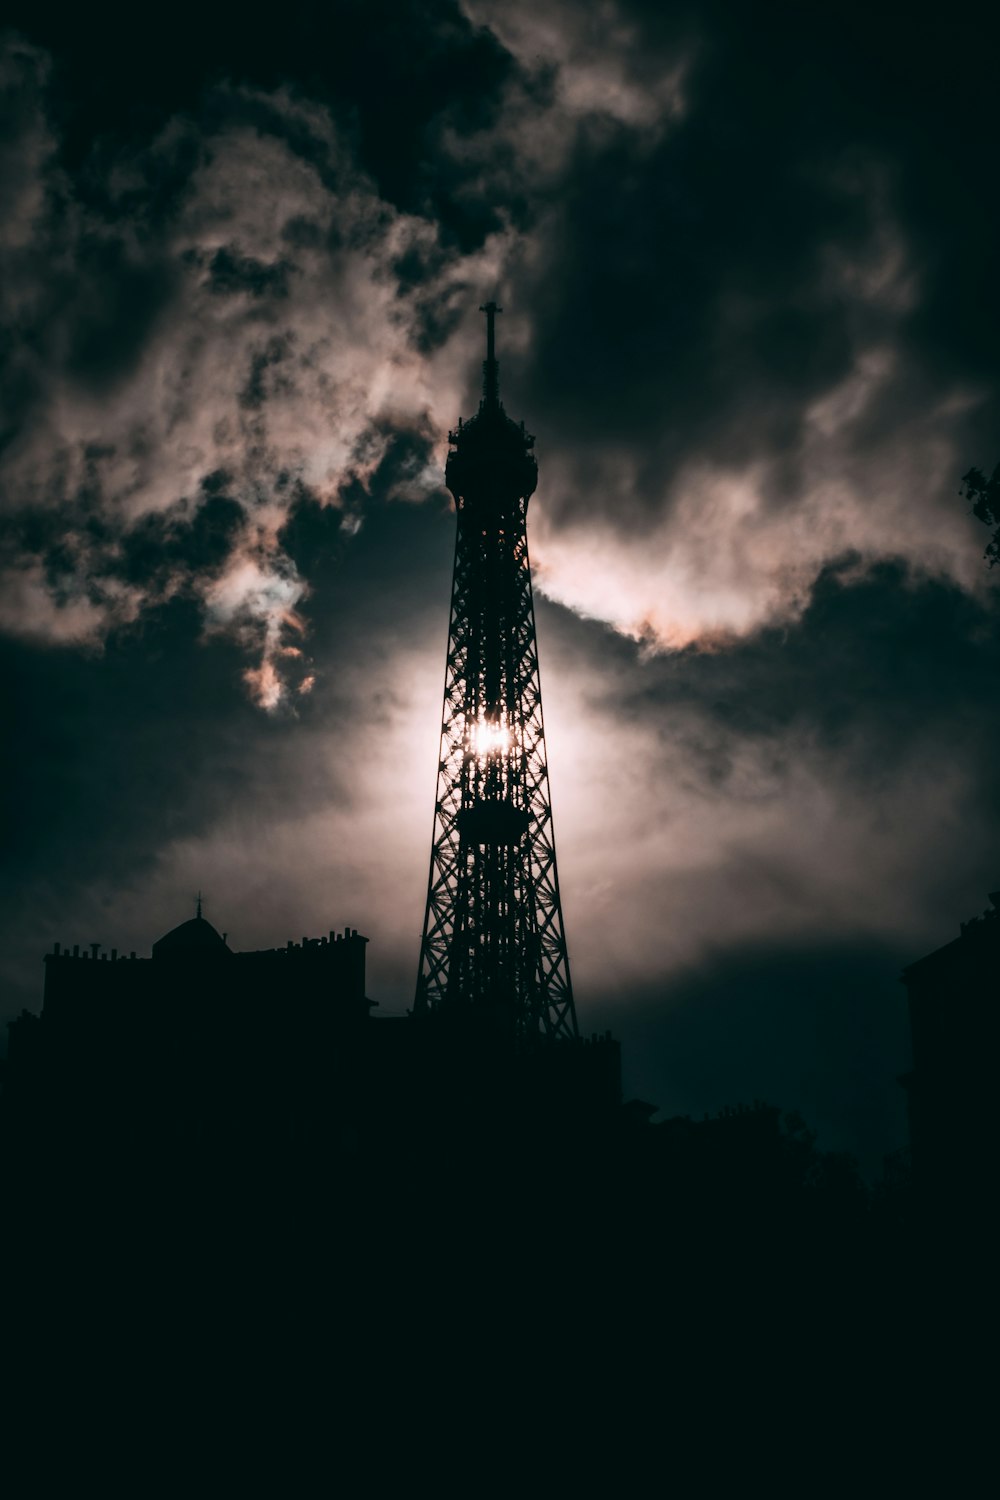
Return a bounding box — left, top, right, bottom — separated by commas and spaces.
470, 716, 511, 759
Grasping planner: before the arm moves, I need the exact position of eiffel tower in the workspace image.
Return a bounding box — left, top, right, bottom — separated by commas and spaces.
415, 303, 577, 1043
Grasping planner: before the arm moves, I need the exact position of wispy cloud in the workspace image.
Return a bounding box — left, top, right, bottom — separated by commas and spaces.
0, 41, 510, 705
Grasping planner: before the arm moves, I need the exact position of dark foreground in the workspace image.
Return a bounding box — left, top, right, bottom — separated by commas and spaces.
1, 1086, 979, 1494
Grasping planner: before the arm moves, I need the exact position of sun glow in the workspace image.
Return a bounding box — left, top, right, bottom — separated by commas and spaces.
470, 716, 512, 759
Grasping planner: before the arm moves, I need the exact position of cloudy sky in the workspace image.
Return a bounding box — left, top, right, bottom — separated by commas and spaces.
1, 1, 996, 1169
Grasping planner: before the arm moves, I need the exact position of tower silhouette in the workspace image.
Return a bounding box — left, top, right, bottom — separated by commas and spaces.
415, 304, 577, 1042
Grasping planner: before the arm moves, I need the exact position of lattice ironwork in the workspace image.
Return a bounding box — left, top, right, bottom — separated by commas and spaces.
415, 304, 578, 1043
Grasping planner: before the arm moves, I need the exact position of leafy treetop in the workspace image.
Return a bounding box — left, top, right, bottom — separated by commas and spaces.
962, 461, 1000, 567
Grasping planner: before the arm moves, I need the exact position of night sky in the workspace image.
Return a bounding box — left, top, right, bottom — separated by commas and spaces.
2, 1, 997, 1172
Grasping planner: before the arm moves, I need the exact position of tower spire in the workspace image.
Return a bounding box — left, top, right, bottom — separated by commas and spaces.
479, 300, 502, 408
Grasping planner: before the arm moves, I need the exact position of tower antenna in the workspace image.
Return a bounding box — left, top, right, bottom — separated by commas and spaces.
479, 300, 502, 408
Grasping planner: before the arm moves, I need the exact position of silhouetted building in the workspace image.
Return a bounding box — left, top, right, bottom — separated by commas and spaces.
2, 909, 622, 1181
3, 913, 372, 1168
901, 891, 1000, 1217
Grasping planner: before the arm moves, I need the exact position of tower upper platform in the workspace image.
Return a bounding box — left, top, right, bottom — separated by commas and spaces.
445, 303, 537, 512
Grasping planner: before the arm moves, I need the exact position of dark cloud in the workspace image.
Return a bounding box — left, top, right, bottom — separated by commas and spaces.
116, 485, 245, 588
460, 1, 999, 650
204, 246, 293, 299
62, 239, 174, 385
0, 28, 497, 693
593, 941, 911, 1173
4, 1, 515, 236
617, 558, 1000, 766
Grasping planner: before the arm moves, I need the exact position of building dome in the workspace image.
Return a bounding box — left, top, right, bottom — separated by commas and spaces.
152, 914, 231, 960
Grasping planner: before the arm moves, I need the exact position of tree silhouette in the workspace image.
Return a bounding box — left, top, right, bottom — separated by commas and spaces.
962, 460, 1000, 566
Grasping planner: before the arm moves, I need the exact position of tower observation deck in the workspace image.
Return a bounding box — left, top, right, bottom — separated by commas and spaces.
415, 304, 578, 1042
